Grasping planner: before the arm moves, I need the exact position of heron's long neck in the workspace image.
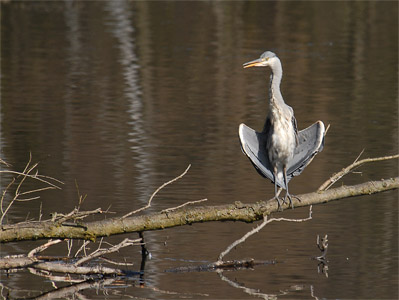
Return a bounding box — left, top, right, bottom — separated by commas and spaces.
268, 60, 284, 107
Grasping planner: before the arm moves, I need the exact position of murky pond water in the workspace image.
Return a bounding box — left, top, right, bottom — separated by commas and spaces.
1, 1, 398, 299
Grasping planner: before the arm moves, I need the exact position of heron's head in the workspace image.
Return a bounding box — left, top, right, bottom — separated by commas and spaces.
243, 51, 278, 69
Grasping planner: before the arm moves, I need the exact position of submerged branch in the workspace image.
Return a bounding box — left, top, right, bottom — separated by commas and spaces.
0, 237, 141, 273
1, 177, 397, 243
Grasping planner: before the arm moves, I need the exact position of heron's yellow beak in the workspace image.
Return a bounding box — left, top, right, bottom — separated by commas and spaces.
243, 58, 262, 69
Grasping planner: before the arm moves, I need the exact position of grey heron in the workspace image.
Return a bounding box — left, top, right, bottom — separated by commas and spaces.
239, 51, 325, 210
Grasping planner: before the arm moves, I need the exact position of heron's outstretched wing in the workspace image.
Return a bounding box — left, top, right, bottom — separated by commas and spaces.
238, 123, 285, 188
238, 121, 325, 190
287, 121, 325, 179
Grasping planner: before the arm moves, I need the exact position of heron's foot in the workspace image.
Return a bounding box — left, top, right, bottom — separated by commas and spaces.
284, 193, 294, 209
284, 193, 301, 209
273, 196, 284, 211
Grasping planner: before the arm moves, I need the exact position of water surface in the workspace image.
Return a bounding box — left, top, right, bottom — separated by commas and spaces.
1, 1, 398, 299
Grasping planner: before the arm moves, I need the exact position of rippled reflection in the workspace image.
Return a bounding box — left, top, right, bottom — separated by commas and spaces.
104, 1, 153, 205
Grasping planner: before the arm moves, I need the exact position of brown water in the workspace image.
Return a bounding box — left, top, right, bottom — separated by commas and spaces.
1, 1, 398, 299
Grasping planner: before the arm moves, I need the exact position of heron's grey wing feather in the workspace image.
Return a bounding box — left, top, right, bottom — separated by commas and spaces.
238, 123, 286, 188
287, 121, 325, 179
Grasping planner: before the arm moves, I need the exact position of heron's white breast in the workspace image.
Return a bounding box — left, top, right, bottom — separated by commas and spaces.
268, 115, 296, 167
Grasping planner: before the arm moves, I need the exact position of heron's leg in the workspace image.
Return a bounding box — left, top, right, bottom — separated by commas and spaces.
283, 166, 294, 209
273, 168, 283, 211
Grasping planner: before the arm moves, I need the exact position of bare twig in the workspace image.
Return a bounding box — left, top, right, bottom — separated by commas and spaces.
324, 123, 330, 136
0, 157, 11, 167
28, 240, 63, 258
75, 180, 87, 211
99, 257, 134, 266
0, 170, 63, 190
38, 202, 43, 221
0, 156, 63, 225
318, 153, 399, 191
122, 164, 191, 218
16, 186, 56, 201
217, 206, 313, 262
217, 217, 269, 263
0, 178, 16, 222
354, 149, 365, 163
67, 239, 75, 257
161, 198, 208, 213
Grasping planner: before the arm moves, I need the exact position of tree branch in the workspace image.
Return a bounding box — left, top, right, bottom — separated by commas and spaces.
1, 177, 397, 243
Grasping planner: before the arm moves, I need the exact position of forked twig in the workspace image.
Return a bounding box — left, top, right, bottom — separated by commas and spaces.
0, 156, 63, 225
318, 152, 399, 191
122, 164, 191, 218
217, 206, 313, 262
